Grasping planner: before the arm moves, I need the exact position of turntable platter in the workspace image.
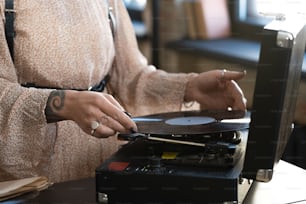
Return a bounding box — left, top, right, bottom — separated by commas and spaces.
132, 110, 249, 135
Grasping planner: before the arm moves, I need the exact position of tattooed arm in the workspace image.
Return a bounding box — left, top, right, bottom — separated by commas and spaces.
45, 90, 66, 123
44, 90, 137, 137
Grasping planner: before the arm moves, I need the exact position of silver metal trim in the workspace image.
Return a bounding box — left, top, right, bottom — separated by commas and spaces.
277, 31, 294, 48
97, 192, 108, 204
259, 12, 286, 21
4, 9, 16, 13
256, 169, 273, 182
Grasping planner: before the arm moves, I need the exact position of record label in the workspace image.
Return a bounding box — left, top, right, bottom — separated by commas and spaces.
165, 116, 216, 126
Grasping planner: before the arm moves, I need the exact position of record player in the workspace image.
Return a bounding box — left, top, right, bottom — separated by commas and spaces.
96, 17, 306, 204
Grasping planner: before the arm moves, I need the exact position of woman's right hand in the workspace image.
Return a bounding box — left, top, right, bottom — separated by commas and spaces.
45, 90, 137, 138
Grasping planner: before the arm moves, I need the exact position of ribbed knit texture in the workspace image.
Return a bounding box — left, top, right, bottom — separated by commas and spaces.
0, 0, 195, 183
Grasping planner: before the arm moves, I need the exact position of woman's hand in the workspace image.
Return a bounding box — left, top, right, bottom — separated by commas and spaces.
184, 70, 247, 111
45, 90, 137, 138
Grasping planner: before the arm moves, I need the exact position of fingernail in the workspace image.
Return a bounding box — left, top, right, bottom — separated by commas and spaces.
130, 128, 137, 133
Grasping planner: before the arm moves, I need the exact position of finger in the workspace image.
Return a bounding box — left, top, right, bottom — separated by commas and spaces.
220, 70, 246, 81
91, 123, 116, 138
228, 81, 247, 111
103, 95, 134, 123
104, 94, 125, 111
231, 97, 247, 111
99, 114, 129, 133
97, 96, 137, 132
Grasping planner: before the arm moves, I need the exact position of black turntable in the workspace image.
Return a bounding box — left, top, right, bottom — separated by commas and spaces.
96, 110, 250, 204
117, 110, 249, 169
96, 17, 306, 204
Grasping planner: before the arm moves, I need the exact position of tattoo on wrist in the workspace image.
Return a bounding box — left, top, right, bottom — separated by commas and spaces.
45, 90, 65, 123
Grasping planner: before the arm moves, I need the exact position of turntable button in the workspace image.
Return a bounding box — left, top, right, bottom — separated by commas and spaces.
162, 152, 178, 159
108, 161, 129, 171
168, 169, 175, 174
140, 166, 149, 172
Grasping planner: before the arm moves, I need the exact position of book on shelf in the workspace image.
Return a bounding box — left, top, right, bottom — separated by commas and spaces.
0, 176, 50, 201
183, 0, 231, 40
183, 0, 198, 40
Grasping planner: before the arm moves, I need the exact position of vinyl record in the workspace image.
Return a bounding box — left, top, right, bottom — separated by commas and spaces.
132, 110, 249, 135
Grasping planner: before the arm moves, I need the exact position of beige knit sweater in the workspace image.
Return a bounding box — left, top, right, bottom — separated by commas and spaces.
0, 0, 193, 183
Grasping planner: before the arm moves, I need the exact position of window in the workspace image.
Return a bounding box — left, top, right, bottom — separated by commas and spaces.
254, 0, 306, 17
246, 0, 306, 24
123, 0, 148, 37
123, 0, 146, 10
234, 0, 306, 40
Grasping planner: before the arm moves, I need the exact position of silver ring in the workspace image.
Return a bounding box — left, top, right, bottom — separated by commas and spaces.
221, 69, 227, 79
90, 120, 100, 135
100, 115, 109, 122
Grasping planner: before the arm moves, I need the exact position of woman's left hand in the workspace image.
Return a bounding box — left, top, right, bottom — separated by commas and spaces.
184, 69, 247, 111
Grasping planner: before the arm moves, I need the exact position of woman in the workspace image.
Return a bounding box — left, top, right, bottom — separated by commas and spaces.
0, 0, 246, 183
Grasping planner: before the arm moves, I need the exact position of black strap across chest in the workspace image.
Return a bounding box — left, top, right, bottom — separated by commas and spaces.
3, 0, 113, 92
4, 0, 15, 61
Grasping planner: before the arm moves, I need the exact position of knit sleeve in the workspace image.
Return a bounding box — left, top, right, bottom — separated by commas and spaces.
0, 14, 55, 181
108, 0, 198, 116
